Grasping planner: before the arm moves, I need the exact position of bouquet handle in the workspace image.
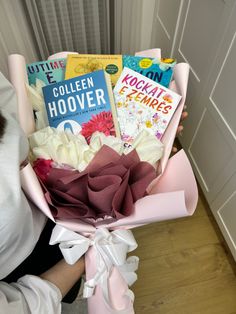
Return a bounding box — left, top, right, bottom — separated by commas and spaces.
86, 248, 135, 314
50, 225, 139, 314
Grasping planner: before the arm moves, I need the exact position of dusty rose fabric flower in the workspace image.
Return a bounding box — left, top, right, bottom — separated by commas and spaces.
39, 145, 156, 224
33, 158, 53, 182
81, 111, 115, 143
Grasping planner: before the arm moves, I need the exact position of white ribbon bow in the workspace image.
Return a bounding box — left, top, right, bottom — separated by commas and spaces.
50, 225, 139, 303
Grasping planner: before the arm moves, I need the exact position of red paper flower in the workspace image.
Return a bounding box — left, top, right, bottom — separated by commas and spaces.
38, 146, 156, 224
33, 158, 53, 182
81, 111, 115, 143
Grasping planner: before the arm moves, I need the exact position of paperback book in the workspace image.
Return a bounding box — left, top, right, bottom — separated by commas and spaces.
27, 58, 66, 86
42, 69, 120, 141
65, 54, 123, 88
113, 67, 182, 145
123, 55, 175, 88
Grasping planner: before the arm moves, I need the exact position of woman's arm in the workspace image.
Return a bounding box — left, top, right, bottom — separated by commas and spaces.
40, 257, 85, 298
0, 257, 85, 313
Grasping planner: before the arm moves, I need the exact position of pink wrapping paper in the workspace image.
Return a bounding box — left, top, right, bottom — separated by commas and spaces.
85, 248, 135, 314
135, 48, 161, 59
9, 49, 198, 314
47, 51, 79, 60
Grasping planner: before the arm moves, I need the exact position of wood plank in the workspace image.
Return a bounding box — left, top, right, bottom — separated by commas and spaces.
134, 274, 236, 314
132, 243, 234, 297
132, 215, 220, 261
130, 190, 236, 313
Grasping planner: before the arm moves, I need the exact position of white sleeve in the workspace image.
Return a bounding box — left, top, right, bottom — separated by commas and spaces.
0, 275, 62, 314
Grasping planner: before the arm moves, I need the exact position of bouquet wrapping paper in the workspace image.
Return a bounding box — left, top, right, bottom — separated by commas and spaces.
8, 49, 198, 314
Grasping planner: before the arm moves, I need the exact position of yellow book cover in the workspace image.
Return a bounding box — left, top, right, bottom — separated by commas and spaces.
65, 54, 123, 88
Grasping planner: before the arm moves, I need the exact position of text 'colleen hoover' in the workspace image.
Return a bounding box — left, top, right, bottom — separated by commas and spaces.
47, 77, 107, 118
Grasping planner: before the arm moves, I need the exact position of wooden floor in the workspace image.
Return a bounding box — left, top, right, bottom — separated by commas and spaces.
131, 188, 236, 314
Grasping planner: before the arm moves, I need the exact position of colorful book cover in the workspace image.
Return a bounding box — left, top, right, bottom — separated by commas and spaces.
122, 55, 176, 88
65, 54, 123, 88
42, 70, 120, 141
27, 58, 66, 86
113, 67, 182, 145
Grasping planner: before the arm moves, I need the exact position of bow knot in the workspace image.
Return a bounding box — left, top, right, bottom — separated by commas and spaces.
50, 225, 139, 301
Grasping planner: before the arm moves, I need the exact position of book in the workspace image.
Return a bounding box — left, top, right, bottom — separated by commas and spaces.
122, 55, 176, 88
113, 67, 182, 145
27, 58, 66, 86
42, 69, 120, 141
65, 54, 123, 88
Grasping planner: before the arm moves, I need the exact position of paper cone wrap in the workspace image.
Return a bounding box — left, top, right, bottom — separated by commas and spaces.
8, 49, 198, 314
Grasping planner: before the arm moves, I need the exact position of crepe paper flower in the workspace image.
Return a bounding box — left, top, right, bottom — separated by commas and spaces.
40, 145, 156, 222
81, 111, 116, 143
29, 126, 91, 171
29, 127, 164, 173
34, 109, 48, 130
33, 158, 53, 182
89, 131, 124, 155
130, 130, 163, 167
26, 79, 45, 112
26, 79, 49, 130
29, 127, 123, 171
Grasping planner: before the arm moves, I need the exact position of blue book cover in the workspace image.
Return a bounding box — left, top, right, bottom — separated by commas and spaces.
27, 58, 66, 86
122, 55, 175, 88
42, 70, 119, 141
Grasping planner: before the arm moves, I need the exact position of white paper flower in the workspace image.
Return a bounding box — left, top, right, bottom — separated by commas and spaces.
89, 131, 124, 155
29, 127, 163, 171
129, 130, 164, 167
26, 79, 48, 130
29, 127, 91, 171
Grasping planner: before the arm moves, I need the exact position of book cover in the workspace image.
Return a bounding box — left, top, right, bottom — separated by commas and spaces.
42, 70, 120, 141
27, 58, 66, 86
122, 55, 176, 88
113, 67, 182, 145
65, 54, 123, 88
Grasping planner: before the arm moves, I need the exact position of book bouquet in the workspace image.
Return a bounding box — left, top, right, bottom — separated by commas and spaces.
8, 49, 198, 314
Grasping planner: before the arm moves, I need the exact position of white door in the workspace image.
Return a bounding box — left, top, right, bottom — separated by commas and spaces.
172, 0, 236, 203
151, 0, 236, 258
151, 0, 183, 57
191, 4, 236, 257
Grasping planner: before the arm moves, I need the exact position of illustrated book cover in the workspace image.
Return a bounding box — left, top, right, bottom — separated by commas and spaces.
42, 69, 120, 141
65, 54, 123, 88
122, 55, 176, 88
113, 67, 182, 145
27, 58, 66, 86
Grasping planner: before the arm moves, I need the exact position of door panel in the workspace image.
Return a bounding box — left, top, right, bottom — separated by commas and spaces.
189, 108, 236, 202
179, 0, 225, 82
173, 0, 235, 148
211, 173, 236, 260
210, 32, 236, 136
151, 0, 181, 56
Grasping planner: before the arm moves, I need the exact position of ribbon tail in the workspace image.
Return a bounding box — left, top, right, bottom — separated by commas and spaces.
117, 256, 139, 286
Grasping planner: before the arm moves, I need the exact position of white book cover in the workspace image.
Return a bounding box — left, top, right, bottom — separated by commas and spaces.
113, 67, 182, 145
